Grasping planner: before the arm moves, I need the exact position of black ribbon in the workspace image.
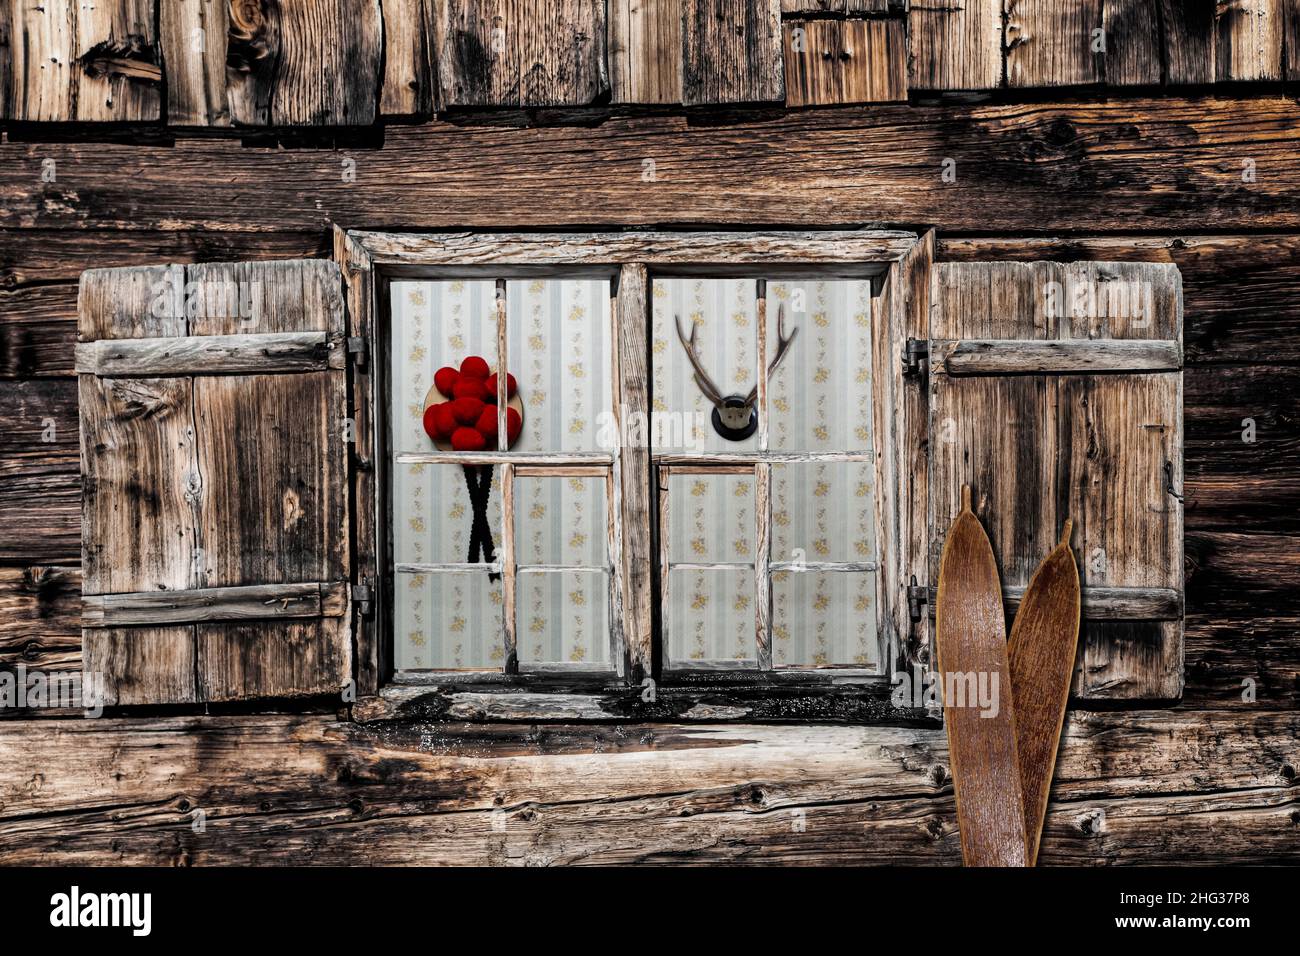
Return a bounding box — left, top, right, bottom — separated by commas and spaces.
463, 464, 500, 581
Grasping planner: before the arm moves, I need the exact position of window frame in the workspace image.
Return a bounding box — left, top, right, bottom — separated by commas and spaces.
337, 229, 933, 724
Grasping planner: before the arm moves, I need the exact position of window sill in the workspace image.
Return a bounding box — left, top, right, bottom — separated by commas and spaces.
352, 673, 938, 726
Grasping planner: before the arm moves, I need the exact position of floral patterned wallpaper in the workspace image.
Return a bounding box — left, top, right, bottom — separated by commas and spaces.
390, 277, 879, 672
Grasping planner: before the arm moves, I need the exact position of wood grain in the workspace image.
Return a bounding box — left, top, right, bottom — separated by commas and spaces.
934, 487, 1026, 867
160, 0, 230, 126
1006, 0, 1103, 89
608, 0, 682, 103
380, 0, 437, 117
75, 332, 343, 376
1007, 519, 1080, 865
783, 18, 906, 106
683, 0, 783, 104
908, 0, 1001, 91
937, 338, 1181, 375
82, 582, 346, 627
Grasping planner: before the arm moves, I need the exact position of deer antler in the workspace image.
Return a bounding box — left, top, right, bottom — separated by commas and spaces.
745, 305, 798, 407
674, 314, 727, 407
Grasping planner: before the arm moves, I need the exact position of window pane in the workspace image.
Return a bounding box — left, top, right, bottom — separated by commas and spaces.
393, 463, 501, 566
652, 279, 758, 453
390, 279, 498, 455
667, 471, 755, 564
518, 570, 611, 666
393, 571, 503, 671
666, 567, 754, 664
767, 280, 874, 452
771, 571, 878, 668
507, 279, 612, 452
771, 461, 876, 564
515, 475, 607, 566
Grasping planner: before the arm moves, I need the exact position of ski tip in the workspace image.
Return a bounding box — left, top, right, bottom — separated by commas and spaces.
1059, 517, 1074, 547
961, 484, 972, 512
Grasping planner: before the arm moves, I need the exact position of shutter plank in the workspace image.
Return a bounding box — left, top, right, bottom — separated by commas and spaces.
199, 620, 349, 701
1216, 0, 1284, 82
84, 628, 197, 706
930, 260, 1184, 701
783, 19, 906, 107
380, 0, 437, 117
75, 331, 343, 376
83, 582, 346, 627
937, 339, 1181, 374
1101, 0, 1162, 86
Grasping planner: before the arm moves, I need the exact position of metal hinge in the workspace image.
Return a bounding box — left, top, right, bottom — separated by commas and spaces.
352, 582, 374, 618
906, 574, 928, 623
347, 336, 369, 369
901, 338, 929, 378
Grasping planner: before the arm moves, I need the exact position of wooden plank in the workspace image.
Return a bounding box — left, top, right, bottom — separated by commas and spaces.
908, 0, 1001, 90
82, 628, 197, 706
334, 226, 381, 695
436, 0, 608, 107
75, 332, 343, 376
0, 566, 81, 672
1217, 0, 1284, 81
615, 264, 652, 682
1101, 0, 1162, 86
227, 0, 383, 125
1160, 0, 1216, 84
82, 582, 346, 627
5, 101, 1300, 234
683, 0, 783, 104
933, 487, 1026, 867
160, 0, 230, 126
0, 0, 161, 122
3, 710, 1297, 864
936, 339, 1182, 375
609, 0, 683, 103
1007, 585, 1179, 620
198, 620, 349, 701
1006, 0, 1104, 88
354, 229, 914, 271
783, 18, 906, 106
380, 0, 437, 117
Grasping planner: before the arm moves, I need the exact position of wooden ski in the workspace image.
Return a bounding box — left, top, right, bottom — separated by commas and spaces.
1008, 518, 1082, 866
934, 486, 1027, 866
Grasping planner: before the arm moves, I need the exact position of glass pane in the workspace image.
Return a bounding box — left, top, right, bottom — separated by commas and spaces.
393, 571, 503, 671
393, 463, 501, 567
652, 279, 758, 453
515, 474, 607, 566
666, 567, 755, 664
771, 570, 878, 668
667, 472, 755, 564
517, 570, 611, 666
506, 278, 612, 452
767, 280, 874, 452
390, 280, 498, 455
770, 461, 876, 564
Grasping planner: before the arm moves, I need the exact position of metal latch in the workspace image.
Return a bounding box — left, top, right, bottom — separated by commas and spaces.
352, 582, 374, 618
347, 336, 369, 369
901, 338, 929, 377
906, 574, 928, 623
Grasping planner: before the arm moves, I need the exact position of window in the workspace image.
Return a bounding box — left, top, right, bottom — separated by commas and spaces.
343, 229, 931, 721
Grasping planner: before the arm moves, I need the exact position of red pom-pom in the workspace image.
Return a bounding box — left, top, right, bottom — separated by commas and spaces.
422, 405, 441, 441
460, 355, 490, 379
451, 396, 485, 425
434, 366, 459, 396
451, 427, 487, 452
476, 406, 499, 439
431, 403, 457, 440
505, 407, 523, 446
453, 378, 489, 401
485, 372, 518, 402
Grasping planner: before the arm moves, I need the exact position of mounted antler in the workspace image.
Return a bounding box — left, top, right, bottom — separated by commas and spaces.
675, 306, 799, 441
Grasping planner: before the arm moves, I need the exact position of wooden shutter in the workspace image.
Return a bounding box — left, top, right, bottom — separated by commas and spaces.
77, 260, 351, 705
927, 261, 1184, 701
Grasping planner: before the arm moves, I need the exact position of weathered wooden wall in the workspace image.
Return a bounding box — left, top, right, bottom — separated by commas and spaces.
1, 5, 1298, 865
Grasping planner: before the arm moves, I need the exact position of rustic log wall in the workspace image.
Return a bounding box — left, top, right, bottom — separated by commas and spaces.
0, 3, 1297, 865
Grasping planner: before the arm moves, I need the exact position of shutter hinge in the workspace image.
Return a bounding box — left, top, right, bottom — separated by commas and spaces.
352, 581, 374, 618
347, 336, 369, 369
901, 338, 929, 377
907, 574, 928, 623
